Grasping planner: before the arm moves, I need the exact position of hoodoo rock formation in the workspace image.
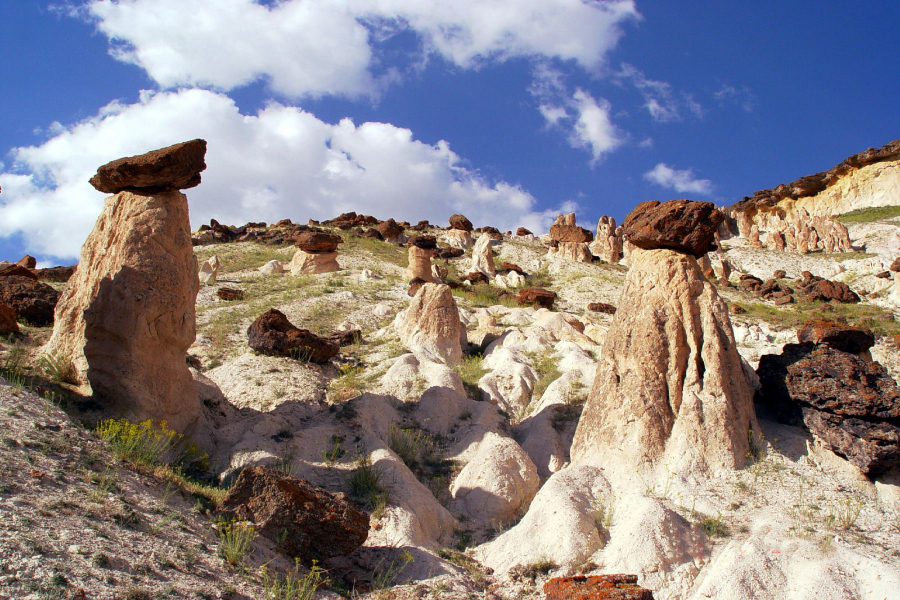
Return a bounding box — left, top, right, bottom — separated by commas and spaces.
469, 233, 497, 278
290, 231, 341, 275
44, 141, 207, 431
405, 235, 437, 283
590, 216, 624, 264
572, 200, 757, 483
394, 283, 465, 365
548, 213, 594, 262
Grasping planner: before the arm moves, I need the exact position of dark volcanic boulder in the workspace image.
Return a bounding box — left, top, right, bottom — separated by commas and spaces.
449, 214, 474, 231
756, 343, 900, 475
217, 288, 245, 301
247, 309, 339, 363
408, 235, 437, 250
35, 265, 76, 282
219, 466, 368, 563
0, 263, 37, 280
0, 275, 59, 326
328, 329, 362, 346
588, 302, 616, 314
797, 319, 874, 354
544, 574, 654, 600
377, 218, 404, 240
0, 303, 19, 335
89, 139, 207, 193
436, 247, 464, 259
798, 278, 859, 303
517, 288, 557, 309
623, 199, 723, 257
294, 231, 341, 254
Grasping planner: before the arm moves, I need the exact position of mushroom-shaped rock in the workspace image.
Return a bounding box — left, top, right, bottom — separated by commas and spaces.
247, 309, 339, 363
469, 233, 496, 278
42, 189, 200, 431
394, 283, 465, 365
405, 236, 437, 283
219, 466, 368, 563
89, 139, 207, 193
449, 214, 474, 231
570, 247, 758, 483
623, 199, 724, 257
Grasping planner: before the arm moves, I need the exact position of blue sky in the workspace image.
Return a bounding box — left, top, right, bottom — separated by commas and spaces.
1, 1, 898, 265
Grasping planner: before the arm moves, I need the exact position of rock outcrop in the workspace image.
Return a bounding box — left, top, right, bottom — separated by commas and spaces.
517, 288, 556, 309
0, 276, 58, 326
544, 575, 655, 600
247, 309, 339, 364
449, 214, 473, 231
0, 303, 18, 335
394, 283, 465, 365
377, 218, 404, 243
89, 139, 207, 193
622, 200, 723, 257
405, 236, 437, 283
571, 244, 758, 482
219, 466, 368, 563
590, 216, 624, 264
549, 213, 594, 263
43, 189, 200, 431
290, 232, 341, 274
797, 319, 874, 354
469, 233, 496, 278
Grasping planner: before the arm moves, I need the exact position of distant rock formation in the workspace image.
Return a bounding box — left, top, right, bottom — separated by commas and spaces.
405, 235, 437, 283
469, 233, 497, 278
290, 232, 341, 274
377, 218, 405, 244
0, 276, 58, 326
572, 200, 757, 483
394, 283, 465, 365
548, 213, 594, 262
589, 216, 623, 264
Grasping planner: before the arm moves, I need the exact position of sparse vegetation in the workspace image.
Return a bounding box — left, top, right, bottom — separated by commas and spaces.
732, 299, 900, 338
259, 561, 324, 600
371, 549, 415, 591
836, 205, 900, 223
828, 494, 864, 530
528, 352, 561, 404
451, 284, 519, 308
217, 520, 257, 566
349, 452, 390, 516
696, 513, 730, 538
321, 434, 346, 465
96, 419, 181, 467
388, 424, 434, 470
38, 353, 79, 385
454, 353, 488, 401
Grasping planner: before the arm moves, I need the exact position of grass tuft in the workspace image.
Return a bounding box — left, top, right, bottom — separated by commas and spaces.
836, 205, 900, 223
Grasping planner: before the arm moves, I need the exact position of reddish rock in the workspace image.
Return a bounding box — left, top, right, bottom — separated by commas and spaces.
756, 344, 900, 475
376, 218, 404, 241
891, 257, 900, 272
623, 199, 724, 257
738, 274, 763, 292
35, 265, 76, 282
549, 214, 594, 243
274, 219, 293, 227
16, 255, 37, 269
544, 575, 654, 600
89, 139, 207, 193
773, 269, 787, 279
217, 288, 245, 301
247, 309, 339, 363
408, 278, 427, 297
408, 235, 437, 250
219, 466, 368, 563
449, 214, 474, 231
436, 247, 465, 259
0, 303, 19, 335
0, 263, 38, 280
328, 330, 362, 346
797, 319, 874, 354
876, 271, 891, 279
500, 262, 527, 276
588, 302, 616, 314
516, 227, 533, 236
799, 278, 860, 303
730, 304, 747, 315
408, 220, 430, 231
358, 228, 384, 241
294, 232, 341, 254
0, 275, 59, 326
475, 226, 503, 239
517, 288, 557, 309
324, 212, 379, 228
894, 334, 900, 349
774, 294, 793, 306
460, 272, 490, 285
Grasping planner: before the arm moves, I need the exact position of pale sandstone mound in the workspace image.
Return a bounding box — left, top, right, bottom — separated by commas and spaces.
469, 233, 496, 278
44, 189, 200, 431
199, 255, 219, 283
290, 231, 341, 274
570, 246, 758, 483
393, 283, 466, 365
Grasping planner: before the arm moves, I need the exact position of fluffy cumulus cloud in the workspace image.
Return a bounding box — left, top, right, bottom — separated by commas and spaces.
643, 163, 713, 195
80, 0, 639, 99
0, 89, 561, 260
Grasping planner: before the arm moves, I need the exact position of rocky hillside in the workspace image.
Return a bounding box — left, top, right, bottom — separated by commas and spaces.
2, 141, 900, 600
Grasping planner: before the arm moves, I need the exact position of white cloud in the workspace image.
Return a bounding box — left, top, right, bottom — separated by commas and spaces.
78, 0, 639, 99
569, 89, 623, 163
643, 163, 713, 195
0, 89, 561, 260
615, 63, 703, 122
714, 84, 756, 113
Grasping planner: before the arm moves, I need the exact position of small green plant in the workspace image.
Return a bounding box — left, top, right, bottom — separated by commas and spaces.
528, 352, 561, 405
96, 419, 180, 467
89, 466, 118, 502
592, 495, 616, 530
322, 435, 346, 465
349, 452, 390, 514
260, 560, 325, 600
217, 520, 257, 566
453, 354, 488, 401
828, 494, 864, 530
372, 549, 414, 591
697, 513, 730, 538
388, 424, 433, 470
38, 353, 78, 385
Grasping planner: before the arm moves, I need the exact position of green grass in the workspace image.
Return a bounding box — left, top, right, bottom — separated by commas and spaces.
803, 250, 875, 262
194, 241, 295, 274
454, 354, 488, 401
528, 352, 562, 404
217, 520, 257, 566
836, 205, 900, 223
732, 299, 900, 338
338, 232, 408, 267
259, 563, 325, 600
388, 424, 435, 471
451, 284, 519, 308
349, 452, 390, 516
38, 353, 79, 385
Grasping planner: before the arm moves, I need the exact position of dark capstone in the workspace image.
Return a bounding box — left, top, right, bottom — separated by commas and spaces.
623, 199, 723, 257
89, 139, 207, 193
408, 235, 437, 250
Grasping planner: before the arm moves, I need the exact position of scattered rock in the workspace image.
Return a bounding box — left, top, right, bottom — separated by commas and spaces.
43, 189, 199, 430
891, 257, 900, 272
328, 330, 362, 347
797, 319, 874, 354
0, 303, 19, 335
449, 214, 474, 231
876, 271, 891, 279
544, 575, 655, 600
358, 228, 384, 241
587, 302, 616, 314
436, 247, 464, 259
377, 218, 404, 242
798, 277, 859, 303
89, 139, 207, 193
773, 269, 787, 279
216, 288, 244, 301
219, 466, 368, 563
247, 309, 339, 363
35, 265, 76, 282
259, 260, 285, 275
289, 250, 340, 275
517, 288, 556, 309
516, 227, 533, 236
622, 199, 724, 257
0, 275, 59, 326
460, 272, 490, 285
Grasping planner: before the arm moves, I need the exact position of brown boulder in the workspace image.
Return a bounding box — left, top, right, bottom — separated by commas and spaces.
773, 269, 787, 279
0, 263, 38, 280
408, 235, 438, 250
500, 262, 527, 276
16, 255, 37, 269
449, 214, 474, 231
247, 309, 339, 363
408, 277, 427, 297
550, 213, 594, 243
460, 272, 490, 285
891, 257, 900, 272
377, 218, 404, 241
328, 330, 362, 347
544, 574, 654, 600
217, 288, 245, 301
0, 303, 19, 335
219, 466, 368, 563
516, 227, 533, 236
876, 271, 891, 279
623, 199, 723, 257
436, 247, 465, 259
89, 139, 207, 193
294, 231, 341, 254
0, 275, 59, 326
798, 319, 874, 354
517, 288, 556, 309
35, 265, 76, 282
587, 302, 616, 314
756, 343, 900, 475
358, 228, 384, 241
799, 278, 859, 303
